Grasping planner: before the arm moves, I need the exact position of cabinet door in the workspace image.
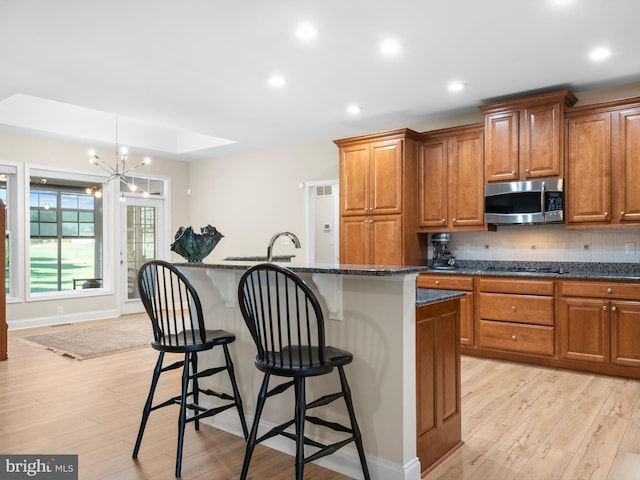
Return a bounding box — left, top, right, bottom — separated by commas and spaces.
566, 113, 612, 223
418, 139, 448, 227
485, 110, 519, 182
616, 108, 640, 223
521, 102, 562, 178
449, 131, 484, 226
558, 297, 609, 363
611, 300, 640, 367
370, 139, 403, 215
370, 215, 403, 265
416, 299, 461, 473
340, 216, 369, 264
340, 144, 370, 216
459, 291, 474, 346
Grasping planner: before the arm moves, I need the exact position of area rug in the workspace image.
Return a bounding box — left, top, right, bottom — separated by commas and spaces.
19, 319, 152, 360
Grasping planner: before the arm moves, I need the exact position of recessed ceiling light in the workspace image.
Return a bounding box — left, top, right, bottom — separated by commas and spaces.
268, 75, 286, 88
589, 47, 611, 61
347, 105, 361, 114
448, 81, 465, 92
296, 22, 318, 41
380, 38, 401, 56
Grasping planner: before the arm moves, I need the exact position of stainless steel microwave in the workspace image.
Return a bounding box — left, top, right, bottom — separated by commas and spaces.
484, 179, 564, 225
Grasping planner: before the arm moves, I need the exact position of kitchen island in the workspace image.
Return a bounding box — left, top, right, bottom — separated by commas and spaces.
176, 260, 464, 480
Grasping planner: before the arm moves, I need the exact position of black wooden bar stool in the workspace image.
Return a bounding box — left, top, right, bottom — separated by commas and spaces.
237, 263, 370, 480
133, 260, 248, 477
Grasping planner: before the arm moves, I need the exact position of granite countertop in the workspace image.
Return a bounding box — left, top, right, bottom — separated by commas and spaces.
423, 260, 640, 281
176, 260, 429, 276
416, 288, 467, 307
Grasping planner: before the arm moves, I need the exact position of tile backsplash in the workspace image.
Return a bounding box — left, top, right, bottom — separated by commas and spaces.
427, 225, 640, 264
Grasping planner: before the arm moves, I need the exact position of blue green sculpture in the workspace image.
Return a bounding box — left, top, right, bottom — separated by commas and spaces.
171, 224, 224, 262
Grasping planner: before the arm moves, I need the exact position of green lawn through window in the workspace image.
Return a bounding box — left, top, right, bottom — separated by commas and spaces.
30, 239, 99, 292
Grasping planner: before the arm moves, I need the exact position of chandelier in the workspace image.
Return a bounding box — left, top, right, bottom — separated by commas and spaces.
87, 116, 151, 199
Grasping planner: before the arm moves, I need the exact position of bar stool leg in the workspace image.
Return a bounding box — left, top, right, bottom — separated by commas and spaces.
176, 352, 190, 478
240, 373, 271, 480
191, 352, 200, 430
338, 366, 370, 480
133, 352, 164, 458
223, 344, 249, 439
294, 377, 306, 480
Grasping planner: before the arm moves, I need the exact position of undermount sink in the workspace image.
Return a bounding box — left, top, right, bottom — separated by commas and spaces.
224, 255, 295, 262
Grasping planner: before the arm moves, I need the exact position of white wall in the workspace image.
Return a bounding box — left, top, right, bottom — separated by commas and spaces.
1, 131, 191, 327
188, 139, 338, 262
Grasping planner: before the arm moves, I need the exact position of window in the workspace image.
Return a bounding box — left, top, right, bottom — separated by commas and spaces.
0, 165, 18, 298
29, 171, 105, 294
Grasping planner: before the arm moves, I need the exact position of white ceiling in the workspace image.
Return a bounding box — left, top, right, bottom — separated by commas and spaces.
1, 0, 639, 161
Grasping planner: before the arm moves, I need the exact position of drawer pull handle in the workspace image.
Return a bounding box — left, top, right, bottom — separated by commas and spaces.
511, 335, 517, 340
612, 306, 617, 312
435, 280, 440, 285
607, 288, 613, 294
511, 306, 516, 311
603, 305, 608, 311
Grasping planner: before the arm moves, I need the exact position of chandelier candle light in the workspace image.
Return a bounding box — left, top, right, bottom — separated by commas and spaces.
87, 117, 152, 200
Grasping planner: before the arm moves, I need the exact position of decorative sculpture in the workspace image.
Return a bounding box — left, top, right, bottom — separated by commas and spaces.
170, 225, 224, 262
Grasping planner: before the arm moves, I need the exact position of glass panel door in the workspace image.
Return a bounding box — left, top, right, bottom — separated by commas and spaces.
120, 196, 164, 314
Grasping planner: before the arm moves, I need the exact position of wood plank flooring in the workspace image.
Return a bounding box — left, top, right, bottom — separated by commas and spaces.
4, 317, 640, 479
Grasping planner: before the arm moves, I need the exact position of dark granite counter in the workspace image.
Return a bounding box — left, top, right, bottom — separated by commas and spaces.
176, 260, 429, 276
416, 288, 466, 307
423, 260, 640, 281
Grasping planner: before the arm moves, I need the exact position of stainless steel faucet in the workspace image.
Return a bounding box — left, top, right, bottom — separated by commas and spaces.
267, 232, 301, 261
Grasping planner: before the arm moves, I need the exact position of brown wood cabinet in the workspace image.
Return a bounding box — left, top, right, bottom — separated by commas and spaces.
339, 138, 403, 216
417, 274, 474, 345
417, 124, 485, 231
559, 280, 640, 367
0, 199, 5, 361
565, 98, 640, 227
335, 129, 423, 266
416, 298, 461, 475
340, 214, 402, 265
476, 277, 555, 357
481, 90, 577, 182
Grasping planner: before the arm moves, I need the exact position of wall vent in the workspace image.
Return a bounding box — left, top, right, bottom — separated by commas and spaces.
315, 185, 333, 197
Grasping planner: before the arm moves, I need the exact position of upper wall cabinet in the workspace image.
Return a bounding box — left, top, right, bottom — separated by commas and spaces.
417, 124, 486, 231
335, 129, 423, 266
565, 97, 640, 227
480, 90, 578, 182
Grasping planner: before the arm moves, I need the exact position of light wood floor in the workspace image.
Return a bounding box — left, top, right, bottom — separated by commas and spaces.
4, 318, 640, 479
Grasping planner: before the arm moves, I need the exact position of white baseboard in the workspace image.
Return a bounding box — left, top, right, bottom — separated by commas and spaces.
202, 409, 421, 480
7, 309, 120, 331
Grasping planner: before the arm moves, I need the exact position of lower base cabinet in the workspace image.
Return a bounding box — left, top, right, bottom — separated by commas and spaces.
416, 299, 462, 474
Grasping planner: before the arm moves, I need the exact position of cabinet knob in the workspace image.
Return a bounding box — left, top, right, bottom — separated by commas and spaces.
603, 305, 608, 311
604, 211, 609, 217
607, 287, 612, 294
621, 211, 626, 217
511, 306, 517, 311
511, 335, 517, 340
511, 170, 517, 175
612, 306, 617, 312
441, 218, 446, 224
452, 218, 457, 223
525, 168, 530, 174
435, 280, 440, 285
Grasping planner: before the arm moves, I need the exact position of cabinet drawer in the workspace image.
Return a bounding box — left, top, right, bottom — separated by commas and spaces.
479, 278, 554, 295
560, 281, 640, 300
478, 319, 555, 356
479, 292, 554, 326
418, 274, 474, 291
